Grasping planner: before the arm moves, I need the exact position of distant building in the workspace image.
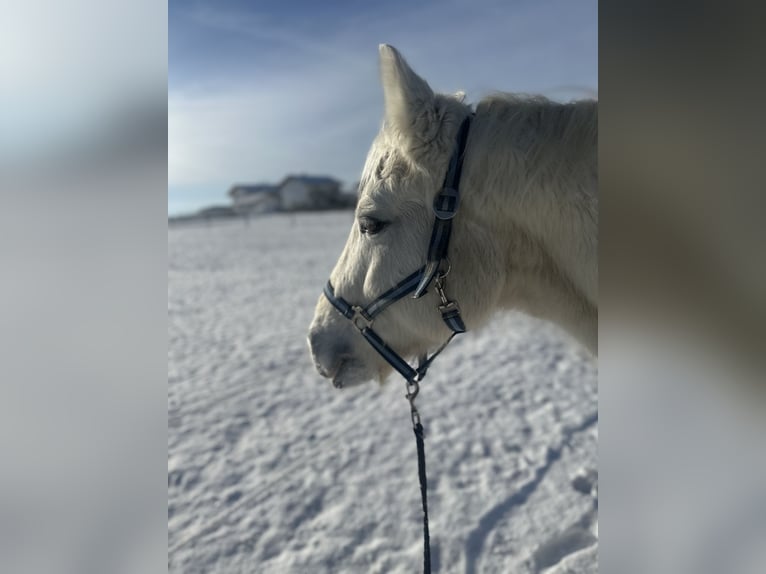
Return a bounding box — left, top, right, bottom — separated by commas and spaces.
168, 205, 236, 225
279, 175, 341, 211
228, 184, 280, 215
197, 205, 236, 218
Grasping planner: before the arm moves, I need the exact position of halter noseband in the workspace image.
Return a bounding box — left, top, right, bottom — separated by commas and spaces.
323, 114, 472, 388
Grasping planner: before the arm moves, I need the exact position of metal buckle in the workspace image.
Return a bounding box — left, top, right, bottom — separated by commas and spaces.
432, 187, 460, 220
351, 306, 373, 331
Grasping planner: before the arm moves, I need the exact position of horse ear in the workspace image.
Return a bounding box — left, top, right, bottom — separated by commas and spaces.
379, 44, 435, 143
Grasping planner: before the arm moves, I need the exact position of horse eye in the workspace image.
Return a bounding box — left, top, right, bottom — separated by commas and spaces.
358, 216, 388, 236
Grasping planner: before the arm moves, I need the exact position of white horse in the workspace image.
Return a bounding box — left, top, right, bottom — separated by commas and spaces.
309, 45, 597, 388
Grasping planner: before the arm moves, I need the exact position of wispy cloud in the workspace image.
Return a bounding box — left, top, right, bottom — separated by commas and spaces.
168, 0, 597, 213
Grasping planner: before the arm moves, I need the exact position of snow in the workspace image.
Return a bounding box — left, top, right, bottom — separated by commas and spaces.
168, 212, 598, 573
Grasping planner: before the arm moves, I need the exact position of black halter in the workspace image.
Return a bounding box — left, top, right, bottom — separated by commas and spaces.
323, 114, 472, 387
322, 114, 472, 574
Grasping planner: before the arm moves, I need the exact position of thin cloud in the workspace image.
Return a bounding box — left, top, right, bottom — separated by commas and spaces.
168, 0, 597, 212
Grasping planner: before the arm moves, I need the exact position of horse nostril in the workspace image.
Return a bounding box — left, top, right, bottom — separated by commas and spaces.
315, 361, 335, 379
308, 328, 343, 379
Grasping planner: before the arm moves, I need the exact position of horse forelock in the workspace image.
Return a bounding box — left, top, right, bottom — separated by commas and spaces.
358, 133, 422, 205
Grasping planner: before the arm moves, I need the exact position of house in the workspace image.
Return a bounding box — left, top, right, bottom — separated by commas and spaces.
197, 205, 236, 219
279, 175, 341, 211
168, 205, 236, 225
228, 184, 280, 214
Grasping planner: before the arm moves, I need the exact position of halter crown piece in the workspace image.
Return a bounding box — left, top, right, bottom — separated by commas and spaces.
322, 114, 472, 389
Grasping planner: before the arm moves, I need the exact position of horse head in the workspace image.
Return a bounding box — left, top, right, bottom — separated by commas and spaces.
308, 45, 498, 388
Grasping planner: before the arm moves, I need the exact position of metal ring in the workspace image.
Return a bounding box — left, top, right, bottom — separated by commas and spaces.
405, 380, 420, 402
351, 306, 373, 330
438, 258, 452, 280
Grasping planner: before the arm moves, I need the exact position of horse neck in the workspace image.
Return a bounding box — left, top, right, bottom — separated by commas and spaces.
460, 96, 598, 352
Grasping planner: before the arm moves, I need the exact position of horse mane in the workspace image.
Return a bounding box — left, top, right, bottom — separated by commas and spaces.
474, 94, 597, 180
476, 94, 597, 140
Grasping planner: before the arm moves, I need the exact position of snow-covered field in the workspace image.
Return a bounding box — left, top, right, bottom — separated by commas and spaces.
168, 212, 598, 573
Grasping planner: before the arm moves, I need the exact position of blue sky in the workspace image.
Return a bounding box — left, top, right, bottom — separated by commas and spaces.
168, 0, 597, 215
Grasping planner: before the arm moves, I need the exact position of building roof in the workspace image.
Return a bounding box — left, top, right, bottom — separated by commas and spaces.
197, 205, 236, 217
228, 184, 279, 197
280, 175, 340, 187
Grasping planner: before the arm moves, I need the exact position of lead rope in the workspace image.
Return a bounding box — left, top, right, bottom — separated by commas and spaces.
404, 269, 462, 574
322, 114, 473, 574
406, 379, 431, 573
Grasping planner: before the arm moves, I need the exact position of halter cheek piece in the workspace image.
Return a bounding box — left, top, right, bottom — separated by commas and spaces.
322, 114, 472, 388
